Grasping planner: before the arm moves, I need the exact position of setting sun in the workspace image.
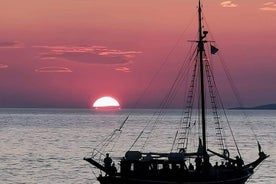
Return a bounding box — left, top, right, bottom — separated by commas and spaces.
93, 96, 120, 109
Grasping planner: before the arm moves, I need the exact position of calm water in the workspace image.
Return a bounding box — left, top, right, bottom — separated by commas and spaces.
0, 108, 275, 184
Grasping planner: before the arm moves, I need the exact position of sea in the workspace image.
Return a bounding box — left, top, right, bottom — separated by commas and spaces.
0, 108, 275, 184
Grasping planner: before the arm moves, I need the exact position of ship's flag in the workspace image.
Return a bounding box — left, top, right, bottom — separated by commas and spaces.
211, 45, 219, 54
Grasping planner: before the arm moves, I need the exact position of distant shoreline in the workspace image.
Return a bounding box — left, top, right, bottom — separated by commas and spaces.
230, 104, 276, 110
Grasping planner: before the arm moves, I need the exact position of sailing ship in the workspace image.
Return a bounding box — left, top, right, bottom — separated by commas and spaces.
84, 1, 269, 183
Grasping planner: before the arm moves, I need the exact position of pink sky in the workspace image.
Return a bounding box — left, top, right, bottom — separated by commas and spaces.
0, 0, 275, 108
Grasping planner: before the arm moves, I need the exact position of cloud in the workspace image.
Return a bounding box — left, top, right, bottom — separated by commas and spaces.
0, 41, 24, 48
115, 67, 131, 73
260, 2, 276, 11
34, 45, 142, 65
221, 1, 238, 8
0, 64, 8, 69
35, 66, 72, 73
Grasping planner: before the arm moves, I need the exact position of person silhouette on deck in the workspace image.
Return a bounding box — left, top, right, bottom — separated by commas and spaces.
104, 153, 113, 174
195, 156, 202, 171
110, 163, 117, 175
235, 156, 244, 168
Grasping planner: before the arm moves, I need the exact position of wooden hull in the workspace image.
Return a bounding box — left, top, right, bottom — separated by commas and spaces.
85, 151, 268, 184
98, 177, 251, 184
97, 170, 252, 184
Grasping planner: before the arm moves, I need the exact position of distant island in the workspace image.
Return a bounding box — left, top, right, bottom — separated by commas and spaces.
231, 104, 276, 110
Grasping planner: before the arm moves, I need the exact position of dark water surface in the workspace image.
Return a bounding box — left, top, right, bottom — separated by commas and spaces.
0, 108, 275, 184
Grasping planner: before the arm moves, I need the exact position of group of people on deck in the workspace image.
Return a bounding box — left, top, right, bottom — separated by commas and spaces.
103, 152, 244, 177
189, 155, 244, 172
103, 153, 117, 175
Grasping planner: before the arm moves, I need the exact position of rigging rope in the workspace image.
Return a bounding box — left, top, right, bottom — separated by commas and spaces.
176, 51, 199, 151
217, 52, 259, 142
141, 43, 198, 151
208, 56, 243, 158
130, 38, 198, 151
205, 58, 227, 152
105, 13, 198, 152
202, 12, 260, 151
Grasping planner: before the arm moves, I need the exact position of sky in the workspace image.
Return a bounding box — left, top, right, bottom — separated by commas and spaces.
0, 0, 275, 108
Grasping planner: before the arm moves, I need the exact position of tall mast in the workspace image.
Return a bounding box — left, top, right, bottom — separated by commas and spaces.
198, 0, 208, 160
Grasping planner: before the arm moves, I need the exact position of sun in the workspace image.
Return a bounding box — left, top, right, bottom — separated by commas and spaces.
93, 96, 120, 109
